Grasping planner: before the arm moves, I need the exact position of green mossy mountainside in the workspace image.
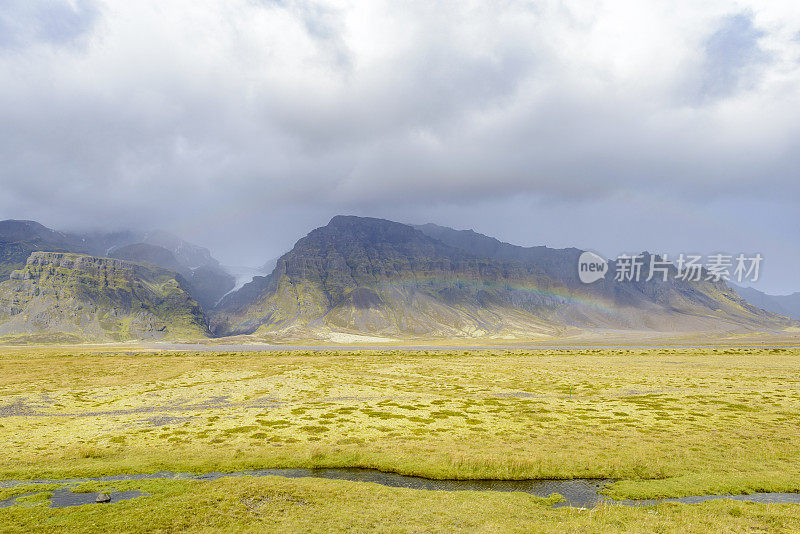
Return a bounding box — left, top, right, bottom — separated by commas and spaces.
0, 252, 208, 342
0, 220, 235, 311
211, 216, 796, 339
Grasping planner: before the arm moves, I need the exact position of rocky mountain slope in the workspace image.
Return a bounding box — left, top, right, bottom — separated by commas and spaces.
1, 216, 795, 343
109, 242, 234, 309
0, 220, 234, 310
212, 216, 795, 340
414, 223, 584, 283
0, 220, 90, 280
0, 252, 208, 342
110, 243, 188, 276
415, 223, 783, 329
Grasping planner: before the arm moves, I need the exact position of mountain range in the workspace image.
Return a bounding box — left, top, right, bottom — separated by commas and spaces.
730, 284, 800, 321
0, 216, 797, 343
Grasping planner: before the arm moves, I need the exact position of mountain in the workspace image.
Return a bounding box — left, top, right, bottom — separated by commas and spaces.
212, 216, 796, 340
0, 220, 235, 310
2, 216, 795, 343
0, 220, 91, 280
109, 243, 188, 276
212, 215, 565, 338
108, 242, 234, 309
0, 252, 207, 342
98, 230, 235, 308
414, 223, 783, 328
134, 230, 222, 272
414, 223, 584, 283
731, 284, 800, 320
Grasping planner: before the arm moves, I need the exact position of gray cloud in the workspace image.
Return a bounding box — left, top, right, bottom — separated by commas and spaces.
697, 11, 770, 101
0, 0, 98, 49
0, 0, 799, 293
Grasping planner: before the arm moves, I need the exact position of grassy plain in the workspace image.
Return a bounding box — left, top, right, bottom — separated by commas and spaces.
1, 346, 800, 532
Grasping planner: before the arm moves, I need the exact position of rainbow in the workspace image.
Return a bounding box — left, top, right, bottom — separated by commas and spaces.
368, 273, 621, 316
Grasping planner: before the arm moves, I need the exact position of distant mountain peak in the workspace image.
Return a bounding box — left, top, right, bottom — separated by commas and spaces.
731, 283, 800, 320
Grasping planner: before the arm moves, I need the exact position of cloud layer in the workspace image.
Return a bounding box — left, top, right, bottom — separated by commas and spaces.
1, 0, 799, 291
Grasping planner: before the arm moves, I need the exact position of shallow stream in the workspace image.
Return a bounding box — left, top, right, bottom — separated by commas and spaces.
1, 468, 798, 509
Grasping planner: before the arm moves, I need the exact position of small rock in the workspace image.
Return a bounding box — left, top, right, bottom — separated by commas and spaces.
95, 493, 111, 503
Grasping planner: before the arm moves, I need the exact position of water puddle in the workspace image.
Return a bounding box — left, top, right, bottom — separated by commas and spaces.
0, 488, 144, 508
1, 468, 799, 509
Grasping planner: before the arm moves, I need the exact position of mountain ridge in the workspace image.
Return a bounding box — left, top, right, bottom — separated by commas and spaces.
731, 284, 800, 321
211, 216, 796, 341
0, 216, 796, 342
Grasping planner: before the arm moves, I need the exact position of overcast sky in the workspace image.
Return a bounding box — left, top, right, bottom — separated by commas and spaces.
1, 0, 799, 293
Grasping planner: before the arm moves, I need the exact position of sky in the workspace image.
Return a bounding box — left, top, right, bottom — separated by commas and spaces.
1, 0, 799, 294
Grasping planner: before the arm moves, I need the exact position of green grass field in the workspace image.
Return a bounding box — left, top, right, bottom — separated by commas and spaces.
2, 346, 800, 532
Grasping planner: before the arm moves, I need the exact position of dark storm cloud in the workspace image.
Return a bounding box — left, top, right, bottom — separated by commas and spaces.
0, 1, 799, 292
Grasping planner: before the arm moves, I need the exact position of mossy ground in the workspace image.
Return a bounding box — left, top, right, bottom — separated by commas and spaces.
1, 346, 800, 531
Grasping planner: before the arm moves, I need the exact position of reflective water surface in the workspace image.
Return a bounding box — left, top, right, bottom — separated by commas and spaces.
1, 468, 799, 509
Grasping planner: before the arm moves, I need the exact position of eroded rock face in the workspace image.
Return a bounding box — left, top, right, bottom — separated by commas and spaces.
0, 220, 236, 313
0, 252, 208, 342
0, 220, 89, 282
212, 216, 797, 339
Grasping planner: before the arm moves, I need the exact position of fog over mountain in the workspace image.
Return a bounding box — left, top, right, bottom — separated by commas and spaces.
1, 1, 799, 293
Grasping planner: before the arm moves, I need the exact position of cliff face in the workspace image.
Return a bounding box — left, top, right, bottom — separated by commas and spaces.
212, 216, 562, 337
212, 216, 797, 340
0, 220, 88, 281
0, 252, 208, 342
0, 220, 235, 312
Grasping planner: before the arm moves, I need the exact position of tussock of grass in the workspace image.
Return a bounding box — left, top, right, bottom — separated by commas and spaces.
13, 491, 53, 505
0, 484, 62, 502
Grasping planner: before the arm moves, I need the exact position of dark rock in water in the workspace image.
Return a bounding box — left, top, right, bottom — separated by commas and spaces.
95, 493, 111, 503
